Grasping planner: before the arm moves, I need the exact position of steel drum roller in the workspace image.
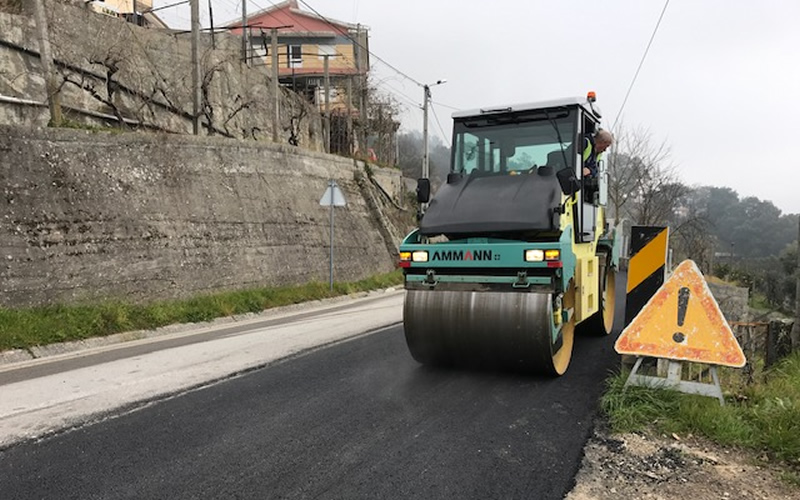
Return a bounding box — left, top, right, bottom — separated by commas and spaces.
404, 289, 574, 374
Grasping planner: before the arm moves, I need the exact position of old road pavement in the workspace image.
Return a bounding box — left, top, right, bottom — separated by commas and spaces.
0, 286, 622, 500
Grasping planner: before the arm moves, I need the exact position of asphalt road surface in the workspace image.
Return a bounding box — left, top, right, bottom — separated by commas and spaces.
0, 322, 619, 500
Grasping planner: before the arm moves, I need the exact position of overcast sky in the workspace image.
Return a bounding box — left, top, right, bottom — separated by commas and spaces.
156, 0, 800, 215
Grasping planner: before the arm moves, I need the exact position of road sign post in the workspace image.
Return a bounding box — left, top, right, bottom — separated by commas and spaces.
319, 180, 346, 290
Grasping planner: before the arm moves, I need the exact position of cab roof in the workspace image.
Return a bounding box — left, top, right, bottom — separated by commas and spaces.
452, 96, 602, 121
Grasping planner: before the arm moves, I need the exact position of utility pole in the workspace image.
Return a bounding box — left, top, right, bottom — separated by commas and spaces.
323, 54, 330, 154
792, 216, 800, 348
190, 0, 200, 134
421, 79, 447, 181
241, 0, 249, 65
32, 0, 62, 126
346, 76, 354, 155
271, 27, 279, 143
422, 84, 430, 180
208, 0, 215, 50
355, 24, 367, 156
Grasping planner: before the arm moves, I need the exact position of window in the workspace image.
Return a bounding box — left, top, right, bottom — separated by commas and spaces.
452, 109, 576, 175
288, 45, 302, 68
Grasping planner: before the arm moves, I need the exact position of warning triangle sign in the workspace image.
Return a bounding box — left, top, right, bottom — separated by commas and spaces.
615, 260, 746, 368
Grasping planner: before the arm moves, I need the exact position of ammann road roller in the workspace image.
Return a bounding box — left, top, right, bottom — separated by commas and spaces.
399, 93, 622, 375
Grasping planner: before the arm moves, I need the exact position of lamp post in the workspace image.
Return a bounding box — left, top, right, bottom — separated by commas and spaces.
421, 79, 447, 182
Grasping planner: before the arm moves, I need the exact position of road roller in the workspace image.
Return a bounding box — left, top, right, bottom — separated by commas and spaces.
398, 93, 623, 375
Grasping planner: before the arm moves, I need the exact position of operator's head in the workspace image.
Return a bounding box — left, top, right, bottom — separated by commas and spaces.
595, 129, 614, 153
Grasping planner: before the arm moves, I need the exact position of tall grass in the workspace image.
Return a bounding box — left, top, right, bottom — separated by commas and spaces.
0, 270, 403, 351
602, 353, 800, 464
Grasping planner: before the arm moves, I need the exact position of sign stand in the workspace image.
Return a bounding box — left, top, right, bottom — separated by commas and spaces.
319, 179, 346, 290
624, 357, 725, 405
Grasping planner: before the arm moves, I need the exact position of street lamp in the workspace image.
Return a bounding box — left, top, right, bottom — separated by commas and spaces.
421, 79, 447, 210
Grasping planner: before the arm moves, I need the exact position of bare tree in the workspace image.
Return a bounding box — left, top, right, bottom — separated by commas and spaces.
340, 75, 403, 164
365, 84, 402, 165
669, 200, 715, 273
607, 124, 687, 226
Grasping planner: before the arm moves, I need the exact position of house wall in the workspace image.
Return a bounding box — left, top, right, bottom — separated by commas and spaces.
0, 125, 404, 308
101, 0, 153, 14
255, 38, 358, 74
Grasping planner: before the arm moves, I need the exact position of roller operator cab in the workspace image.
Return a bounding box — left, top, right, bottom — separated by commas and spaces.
399, 93, 622, 375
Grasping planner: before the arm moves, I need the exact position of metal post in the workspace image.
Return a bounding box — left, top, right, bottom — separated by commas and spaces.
329, 180, 335, 291
271, 28, 279, 143
32, 0, 62, 126
323, 54, 330, 154
190, 0, 200, 134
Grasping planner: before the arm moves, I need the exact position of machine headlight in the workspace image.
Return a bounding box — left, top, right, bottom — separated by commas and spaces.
412, 251, 429, 262
524, 249, 544, 262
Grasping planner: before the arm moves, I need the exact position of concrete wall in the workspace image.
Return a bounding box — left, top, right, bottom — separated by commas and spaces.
0, 0, 323, 149
708, 282, 749, 323
0, 125, 403, 308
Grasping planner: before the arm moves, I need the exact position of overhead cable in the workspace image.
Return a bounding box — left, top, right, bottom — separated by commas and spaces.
612, 0, 670, 132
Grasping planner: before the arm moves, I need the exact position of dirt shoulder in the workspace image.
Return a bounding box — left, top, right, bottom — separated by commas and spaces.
566, 422, 800, 500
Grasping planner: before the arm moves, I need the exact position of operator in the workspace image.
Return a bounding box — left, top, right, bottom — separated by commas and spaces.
582, 129, 613, 177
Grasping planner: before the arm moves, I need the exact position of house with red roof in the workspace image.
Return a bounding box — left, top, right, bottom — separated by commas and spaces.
228, 0, 369, 113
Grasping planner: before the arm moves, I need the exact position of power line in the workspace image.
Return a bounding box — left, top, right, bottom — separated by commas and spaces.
429, 104, 449, 144
430, 100, 460, 111
377, 79, 421, 109
296, 0, 423, 87
612, 0, 670, 132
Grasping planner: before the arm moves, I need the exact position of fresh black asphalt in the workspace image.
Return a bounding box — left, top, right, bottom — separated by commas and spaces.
0, 322, 620, 500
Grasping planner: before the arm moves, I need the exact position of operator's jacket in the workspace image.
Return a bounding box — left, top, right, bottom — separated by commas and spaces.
582, 135, 602, 177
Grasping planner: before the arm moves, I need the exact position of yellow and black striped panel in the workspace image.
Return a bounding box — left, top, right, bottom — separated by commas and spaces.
625, 226, 669, 326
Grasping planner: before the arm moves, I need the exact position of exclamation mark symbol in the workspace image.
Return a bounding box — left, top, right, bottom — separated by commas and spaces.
672, 287, 690, 344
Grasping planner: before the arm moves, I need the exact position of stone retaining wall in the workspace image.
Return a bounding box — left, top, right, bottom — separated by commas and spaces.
0, 125, 402, 307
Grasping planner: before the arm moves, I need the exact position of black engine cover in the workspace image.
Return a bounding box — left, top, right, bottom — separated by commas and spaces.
419, 168, 562, 238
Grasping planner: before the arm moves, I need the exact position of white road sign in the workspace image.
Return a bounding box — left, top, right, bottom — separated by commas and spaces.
319, 180, 346, 207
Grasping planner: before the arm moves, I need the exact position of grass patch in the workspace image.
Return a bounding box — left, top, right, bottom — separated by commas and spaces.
602, 354, 800, 465
749, 292, 772, 312
0, 270, 403, 351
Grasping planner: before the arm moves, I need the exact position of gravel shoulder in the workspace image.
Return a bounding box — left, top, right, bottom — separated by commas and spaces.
566, 422, 800, 500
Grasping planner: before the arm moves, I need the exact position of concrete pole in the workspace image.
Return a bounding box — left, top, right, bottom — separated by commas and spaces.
271, 28, 279, 143
354, 25, 367, 155
323, 54, 330, 154
32, 0, 62, 126
346, 77, 354, 155
422, 84, 430, 179
241, 0, 248, 65
208, 0, 215, 50
190, 0, 200, 134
